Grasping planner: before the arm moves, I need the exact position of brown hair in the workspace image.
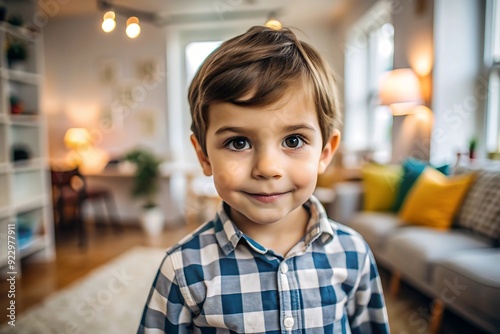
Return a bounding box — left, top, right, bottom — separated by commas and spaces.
188, 25, 341, 155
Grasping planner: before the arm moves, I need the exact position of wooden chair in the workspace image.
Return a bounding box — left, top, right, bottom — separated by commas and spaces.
50, 168, 120, 248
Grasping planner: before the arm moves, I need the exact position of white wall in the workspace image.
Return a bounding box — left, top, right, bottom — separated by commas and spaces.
43, 14, 168, 160
431, 0, 486, 165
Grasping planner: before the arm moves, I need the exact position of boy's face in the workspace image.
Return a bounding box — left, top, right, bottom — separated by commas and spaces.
191, 89, 340, 227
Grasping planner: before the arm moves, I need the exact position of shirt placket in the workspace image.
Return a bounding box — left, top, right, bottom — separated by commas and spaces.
278, 258, 301, 333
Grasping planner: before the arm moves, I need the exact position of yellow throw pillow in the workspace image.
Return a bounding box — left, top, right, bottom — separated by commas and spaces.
361, 164, 402, 212
399, 167, 475, 230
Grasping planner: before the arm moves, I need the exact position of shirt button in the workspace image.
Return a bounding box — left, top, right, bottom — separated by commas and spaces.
280, 262, 288, 274
283, 316, 294, 328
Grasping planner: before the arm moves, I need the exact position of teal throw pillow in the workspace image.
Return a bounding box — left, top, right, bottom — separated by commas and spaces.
393, 158, 450, 212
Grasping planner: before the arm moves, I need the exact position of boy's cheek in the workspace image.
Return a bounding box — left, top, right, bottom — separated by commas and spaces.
212, 160, 246, 187
294, 163, 321, 184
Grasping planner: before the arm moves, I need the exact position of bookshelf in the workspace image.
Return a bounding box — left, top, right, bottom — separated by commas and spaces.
0, 1, 54, 277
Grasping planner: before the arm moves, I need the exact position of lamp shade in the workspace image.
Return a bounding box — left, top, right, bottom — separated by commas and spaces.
64, 128, 92, 150
379, 68, 422, 115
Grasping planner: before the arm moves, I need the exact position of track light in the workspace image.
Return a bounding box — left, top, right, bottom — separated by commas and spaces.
126, 16, 141, 39
102, 11, 116, 33
265, 18, 282, 30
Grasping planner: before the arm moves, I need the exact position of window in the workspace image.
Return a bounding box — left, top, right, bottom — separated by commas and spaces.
486, 0, 500, 153
185, 41, 222, 87
344, 2, 394, 164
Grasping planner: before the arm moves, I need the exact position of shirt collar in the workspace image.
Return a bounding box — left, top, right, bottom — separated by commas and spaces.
213, 195, 335, 256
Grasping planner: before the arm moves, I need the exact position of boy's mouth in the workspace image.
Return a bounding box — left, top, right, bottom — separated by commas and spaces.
242, 191, 290, 203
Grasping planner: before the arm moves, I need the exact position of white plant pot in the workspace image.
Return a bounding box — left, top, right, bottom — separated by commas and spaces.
141, 207, 164, 235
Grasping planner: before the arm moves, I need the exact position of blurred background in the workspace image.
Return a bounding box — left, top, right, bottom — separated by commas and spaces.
0, 0, 498, 333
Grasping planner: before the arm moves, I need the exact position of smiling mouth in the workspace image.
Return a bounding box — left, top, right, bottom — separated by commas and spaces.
243, 191, 290, 203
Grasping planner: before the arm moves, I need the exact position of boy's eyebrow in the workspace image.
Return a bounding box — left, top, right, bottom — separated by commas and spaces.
283, 124, 316, 133
214, 126, 246, 135
214, 124, 316, 136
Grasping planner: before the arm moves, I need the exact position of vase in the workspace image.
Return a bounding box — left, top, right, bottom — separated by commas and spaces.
141, 207, 164, 235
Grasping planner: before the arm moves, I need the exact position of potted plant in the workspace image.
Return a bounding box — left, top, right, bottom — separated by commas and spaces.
468, 137, 477, 160
7, 38, 28, 70
124, 148, 164, 235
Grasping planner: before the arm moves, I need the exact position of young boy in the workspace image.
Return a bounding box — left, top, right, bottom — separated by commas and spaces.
139, 26, 389, 333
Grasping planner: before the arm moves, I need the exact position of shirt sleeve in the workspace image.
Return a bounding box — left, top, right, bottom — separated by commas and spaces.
137, 253, 193, 334
347, 245, 390, 334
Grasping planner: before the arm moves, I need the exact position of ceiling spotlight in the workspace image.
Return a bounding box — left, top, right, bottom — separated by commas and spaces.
102, 11, 116, 33
126, 16, 141, 38
265, 18, 282, 30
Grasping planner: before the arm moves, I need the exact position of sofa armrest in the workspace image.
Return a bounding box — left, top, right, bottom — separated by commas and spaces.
329, 181, 364, 225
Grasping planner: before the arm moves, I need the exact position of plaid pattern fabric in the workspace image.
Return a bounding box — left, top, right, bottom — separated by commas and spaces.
457, 170, 500, 241
138, 196, 389, 334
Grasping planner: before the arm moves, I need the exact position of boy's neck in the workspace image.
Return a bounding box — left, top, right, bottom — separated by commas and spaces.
228, 204, 310, 257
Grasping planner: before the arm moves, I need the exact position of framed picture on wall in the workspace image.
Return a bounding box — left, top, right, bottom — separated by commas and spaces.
136, 58, 159, 82
98, 58, 122, 85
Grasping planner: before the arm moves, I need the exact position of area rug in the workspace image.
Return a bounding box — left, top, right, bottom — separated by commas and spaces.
0, 247, 166, 334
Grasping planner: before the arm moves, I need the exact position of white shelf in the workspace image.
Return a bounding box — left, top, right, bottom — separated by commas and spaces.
9, 114, 41, 126
19, 236, 47, 258
0, 22, 38, 42
0, 2, 54, 274
0, 163, 8, 173
0, 172, 8, 210
12, 195, 47, 215
0, 68, 37, 81
4, 70, 41, 85
0, 124, 6, 164
0, 206, 9, 219
11, 157, 43, 172
0, 217, 11, 267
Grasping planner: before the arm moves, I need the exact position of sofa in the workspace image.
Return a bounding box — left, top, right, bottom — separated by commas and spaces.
328, 160, 500, 333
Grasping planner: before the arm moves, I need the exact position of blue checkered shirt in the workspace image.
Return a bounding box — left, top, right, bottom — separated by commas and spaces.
138, 196, 389, 333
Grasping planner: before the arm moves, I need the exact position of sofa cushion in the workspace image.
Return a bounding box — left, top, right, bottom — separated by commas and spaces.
399, 168, 475, 230
361, 164, 402, 212
384, 227, 492, 284
393, 158, 450, 212
456, 170, 500, 242
432, 249, 500, 331
348, 212, 403, 254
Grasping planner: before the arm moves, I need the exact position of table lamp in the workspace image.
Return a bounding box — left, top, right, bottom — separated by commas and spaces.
379, 68, 423, 115
64, 128, 109, 174
64, 128, 92, 152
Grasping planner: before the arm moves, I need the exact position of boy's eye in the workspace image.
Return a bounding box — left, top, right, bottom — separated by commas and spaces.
227, 137, 251, 151
282, 135, 305, 149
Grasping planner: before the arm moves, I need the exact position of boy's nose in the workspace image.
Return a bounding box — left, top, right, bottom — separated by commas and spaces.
252, 149, 283, 180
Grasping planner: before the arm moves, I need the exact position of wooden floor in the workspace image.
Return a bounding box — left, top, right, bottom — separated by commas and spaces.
0, 221, 490, 333
0, 221, 200, 326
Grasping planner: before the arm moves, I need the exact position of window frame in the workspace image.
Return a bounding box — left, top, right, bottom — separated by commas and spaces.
344, 0, 394, 164
485, 0, 500, 153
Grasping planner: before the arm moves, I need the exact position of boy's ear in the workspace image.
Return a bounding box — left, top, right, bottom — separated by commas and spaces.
318, 129, 341, 174
190, 134, 213, 176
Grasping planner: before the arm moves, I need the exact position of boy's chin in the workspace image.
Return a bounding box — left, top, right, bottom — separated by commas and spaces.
229, 205, 304, 227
